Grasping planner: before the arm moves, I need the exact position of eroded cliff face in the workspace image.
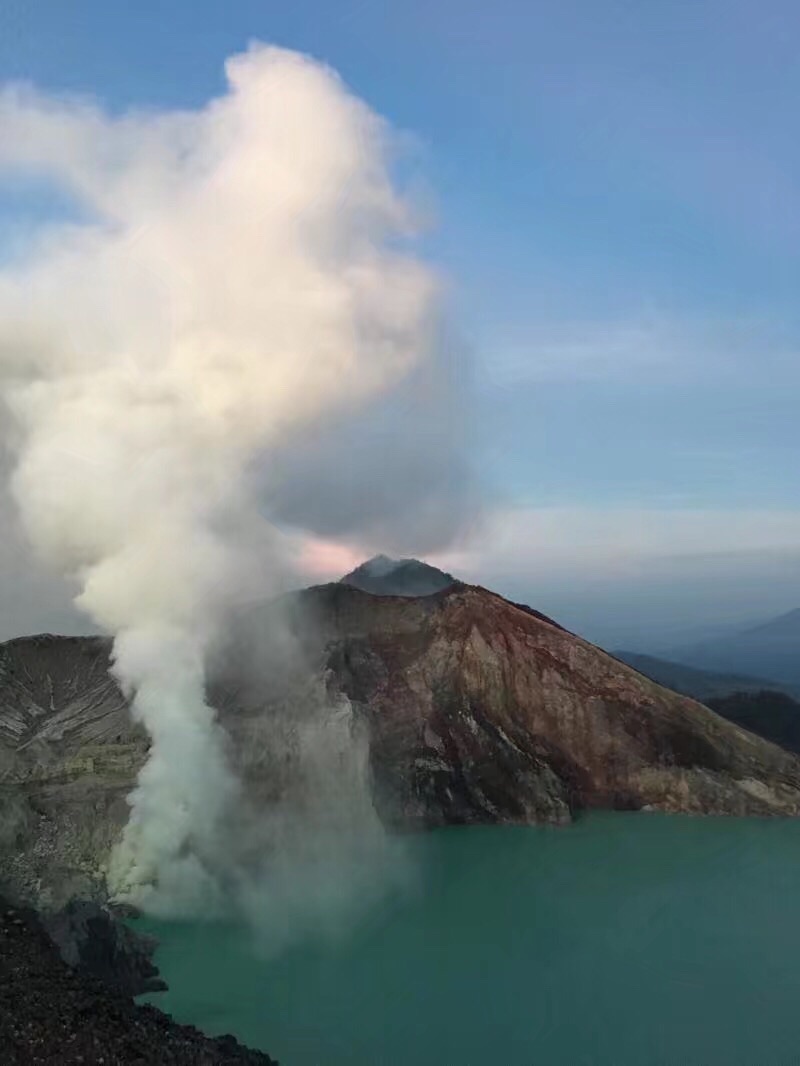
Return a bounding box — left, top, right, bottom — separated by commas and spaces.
2, 584, 800, 908
298, 584, 800, 827
0, 636, 144, 907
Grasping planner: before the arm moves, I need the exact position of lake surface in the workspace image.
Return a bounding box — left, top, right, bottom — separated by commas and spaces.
142, 814, 800, 1065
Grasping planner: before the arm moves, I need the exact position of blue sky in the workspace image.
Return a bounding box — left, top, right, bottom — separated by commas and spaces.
1, 0, 799, 644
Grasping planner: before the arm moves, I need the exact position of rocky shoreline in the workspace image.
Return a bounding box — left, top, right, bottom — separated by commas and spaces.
0, 896, 277, 1065
41, 899, 166, 997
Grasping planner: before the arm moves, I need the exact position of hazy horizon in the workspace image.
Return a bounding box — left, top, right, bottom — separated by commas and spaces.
1, 525, 798, 654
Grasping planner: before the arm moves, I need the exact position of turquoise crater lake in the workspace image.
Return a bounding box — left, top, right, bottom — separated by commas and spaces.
142, 814, 800, 1065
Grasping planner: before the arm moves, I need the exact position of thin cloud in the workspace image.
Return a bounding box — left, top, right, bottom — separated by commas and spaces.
484, 314, 800, 387
438, 505, 800, 578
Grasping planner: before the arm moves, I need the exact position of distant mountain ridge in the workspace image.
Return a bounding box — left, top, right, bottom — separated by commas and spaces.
340, 554, 458, 597
613, 651, 800, 702
671, 607, 800, 685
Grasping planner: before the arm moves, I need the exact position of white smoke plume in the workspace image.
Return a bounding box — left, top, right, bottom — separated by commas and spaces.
0, 44, 439, 912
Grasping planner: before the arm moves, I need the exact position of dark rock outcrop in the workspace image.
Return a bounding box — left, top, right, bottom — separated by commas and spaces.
0, 897, 277, 1065
42, 899, 166, 996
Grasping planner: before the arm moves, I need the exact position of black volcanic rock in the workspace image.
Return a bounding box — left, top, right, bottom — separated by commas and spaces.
0, 896, 277, 1065
42, 898, 166, 996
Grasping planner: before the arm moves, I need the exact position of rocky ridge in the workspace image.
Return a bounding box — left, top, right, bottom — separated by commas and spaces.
2, 581, 800, 912
302, 583, 800, 826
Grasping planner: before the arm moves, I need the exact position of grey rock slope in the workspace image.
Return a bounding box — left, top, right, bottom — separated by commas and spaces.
0, 635, 144, 908
2, 584, 800, 909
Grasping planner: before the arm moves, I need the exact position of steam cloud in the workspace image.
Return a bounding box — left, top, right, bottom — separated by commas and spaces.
0, 44, 448, 918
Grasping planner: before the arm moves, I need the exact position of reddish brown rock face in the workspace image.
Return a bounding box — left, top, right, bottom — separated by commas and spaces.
295, 583, 800, 826
2, 582, 799, 908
